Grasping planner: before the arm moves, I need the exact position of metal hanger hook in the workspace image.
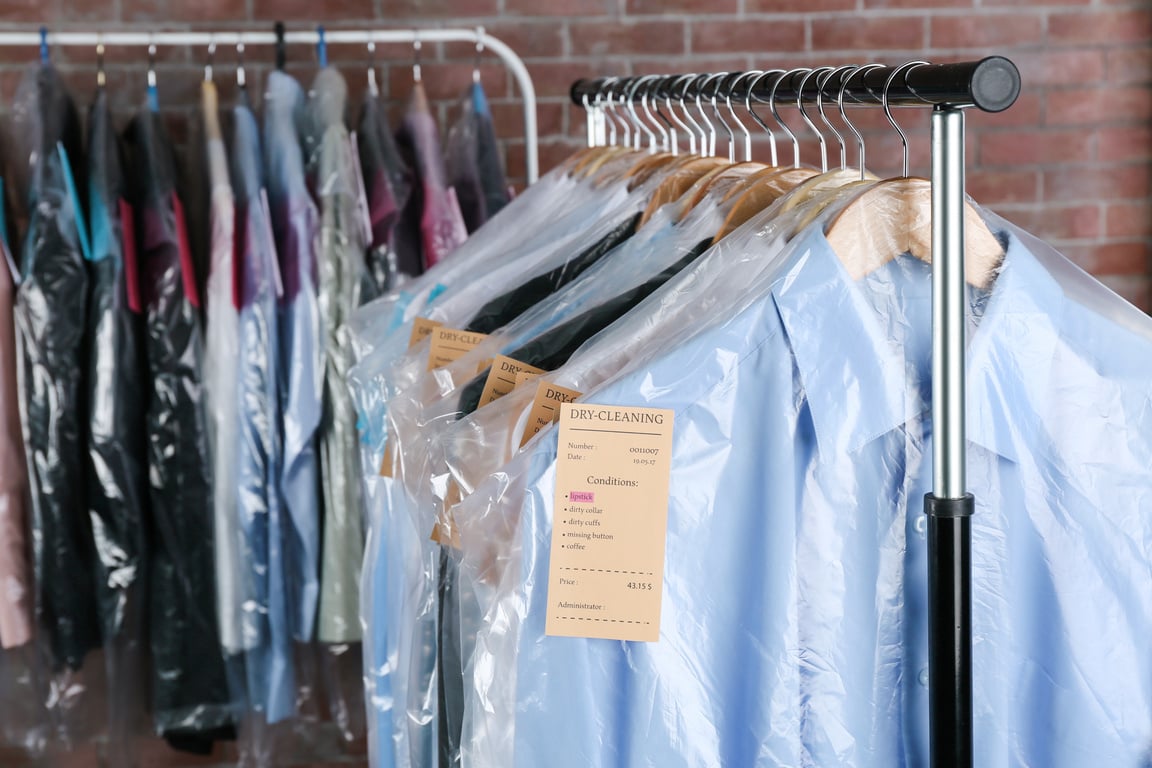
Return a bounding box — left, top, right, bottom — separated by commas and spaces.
745, 69, 781, 167
473, 26, 485, 84
96, 35, 105, 88
204, 36, 216, 83
694, 73, 724, 157
726, 71, 760, 163
637, 75, 670, 153
841, 63, 884, 180
367, 35, 379, 96
766, 68, 806, 168
597, 80, 619, 147
413, 31, 422, 83
673, 74, 704, 156
627, 76, 658, 153
650, 76, 681, 155
817, 65, 856, 171
607, 81, 632, 149
796, 66, 832, 173
708, 73, 737, 162
884, 60, 929, 178
236, 37, 246, 88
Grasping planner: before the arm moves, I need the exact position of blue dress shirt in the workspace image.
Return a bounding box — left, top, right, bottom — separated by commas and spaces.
460, 224, 1152, 767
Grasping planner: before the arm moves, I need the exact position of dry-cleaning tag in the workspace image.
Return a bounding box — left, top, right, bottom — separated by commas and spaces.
477, 355, 547, 409
378, 441, 394, 478
520, 381, 583, 448
545, 403, 674, 642
514, 370, 542, 388
409, 317, 443, 350
427, 327, 489, 371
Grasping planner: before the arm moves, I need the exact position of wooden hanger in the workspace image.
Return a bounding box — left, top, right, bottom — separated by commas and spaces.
824, 177, 1003, 289
637, 156, 728, 226
711, 166, 820, 242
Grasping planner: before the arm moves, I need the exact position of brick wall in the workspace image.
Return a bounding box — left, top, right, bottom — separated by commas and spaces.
0, 0, 1148, 307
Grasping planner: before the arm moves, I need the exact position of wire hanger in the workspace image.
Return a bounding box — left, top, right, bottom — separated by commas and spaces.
412, 31, 422, 84
745, 69, 780, 167
767, 68, 805, 168
726, 71, 760, 163
796, 66, 832, 173
96, 36, 105, 89
274, 21, 286, 70
842, 64, 884, 180
367, 36, 379, 96
473, 26, 485, 84
639, 76, 670, 153
204, 37, 216, 83
147, 35, 159, 111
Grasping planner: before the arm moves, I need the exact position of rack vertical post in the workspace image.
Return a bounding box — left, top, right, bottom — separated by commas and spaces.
928, 105, 975, 768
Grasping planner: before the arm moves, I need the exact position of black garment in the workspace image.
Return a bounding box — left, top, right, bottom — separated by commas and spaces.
457, 238, 713, 415
463, 214, 641, 335
358, 91, 409, 296
10, 64, 101, 672
445, 82, 510, 234
123, 109, 234, 738
85, 88, 149, 644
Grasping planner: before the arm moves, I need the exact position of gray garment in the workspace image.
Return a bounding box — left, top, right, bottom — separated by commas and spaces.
305, 68, 369, 643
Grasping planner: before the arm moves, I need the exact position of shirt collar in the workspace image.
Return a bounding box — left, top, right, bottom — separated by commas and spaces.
770, 226, 1065, 462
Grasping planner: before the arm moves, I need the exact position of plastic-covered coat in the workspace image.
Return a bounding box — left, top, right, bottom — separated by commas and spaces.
230, 98, 294, 723
10, 64, 101, 672
394, 81, 468, 275
123, 106, 235, 742
358, 89, 408, 295
445, 81, 509, 233
264, 70, 323, 645
302, 68, 371, 644
0, 224, 32, 651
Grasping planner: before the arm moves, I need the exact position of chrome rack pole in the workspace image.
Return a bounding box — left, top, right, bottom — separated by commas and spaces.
927, 104, 974, 768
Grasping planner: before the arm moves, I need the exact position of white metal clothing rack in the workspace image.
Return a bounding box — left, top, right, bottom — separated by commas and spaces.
0, 27, 540, 183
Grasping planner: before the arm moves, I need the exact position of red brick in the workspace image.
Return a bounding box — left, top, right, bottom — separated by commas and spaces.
998, 202, 1103, 239
746, 0, 855, 10
570, 20, 685, 57
1099, 126, 1152, 162
492, 99, 566, 137
525, 60, 627, 99
381, 0, 499, 15
863, 0, 974, 8
1047, 86, 1152, 126
438, 23, 566, 61
811, 16, 927, 51
504, 0, 616, 16
628, 0, 738, 12
691, 20, 806, 55
983, 0, 1088, 4
1010, 49, 1106, 86
967, 169, 1041, 204
1064, 244, 1150, 276
930, 13, 1044, 49
0, 0, 61, 21
1049, 9, 1152, 45
1100, 275, 1151, 311
1105, 200, 1152, 237
979, 128, 1094, 167
967, 91, 1043, 130
251, 0, 373, 19
1108, 47, 1152, 84
1043, 164, 1152, 201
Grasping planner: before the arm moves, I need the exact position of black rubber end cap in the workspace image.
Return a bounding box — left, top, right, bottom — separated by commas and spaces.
971, 56, 1021, 113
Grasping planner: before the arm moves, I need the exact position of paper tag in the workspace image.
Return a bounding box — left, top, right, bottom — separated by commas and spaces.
520, 381, 583, 448
429, 480, 464, 549
427, 326, 489, 371
477, 355, 547, 409
408, 317, 443, 350
378, 441, 394, 478
545, 403, 674, 642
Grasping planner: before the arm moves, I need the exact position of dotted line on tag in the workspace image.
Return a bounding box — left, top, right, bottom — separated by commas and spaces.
559, 567, 653, 576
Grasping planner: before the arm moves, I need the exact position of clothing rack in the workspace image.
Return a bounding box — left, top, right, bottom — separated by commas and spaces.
0, 27, 540, 183
571, 56, 1022, 768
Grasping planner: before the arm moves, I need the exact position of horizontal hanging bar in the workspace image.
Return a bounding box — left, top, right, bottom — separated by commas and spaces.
0, 27, 539, 182
570, 57, 1020, 114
